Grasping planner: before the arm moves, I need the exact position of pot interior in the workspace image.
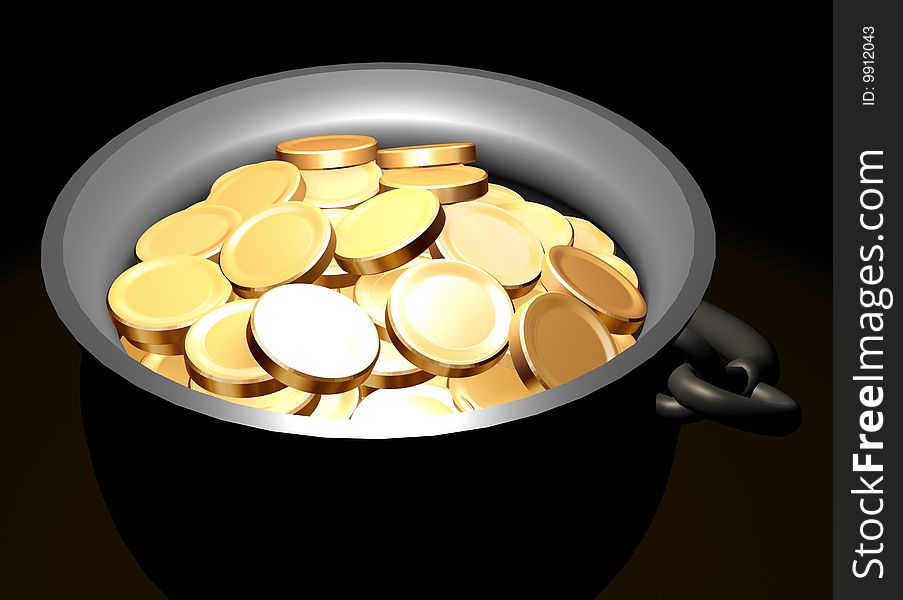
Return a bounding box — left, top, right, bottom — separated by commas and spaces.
45, 65, 713, 438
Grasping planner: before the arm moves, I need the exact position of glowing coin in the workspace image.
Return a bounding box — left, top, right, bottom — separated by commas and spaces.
566, 216, 615, 257
204, 161, 304, 218
276, 134, 377, 170
386, 259, 513, 378
509, 292, 618, 392
135, 205, 242, 262
299, 161, 382, 209
376, 142, 476, 169
108, 256, 232, 355
313, 209, 359, 288
541, 246, 646, 335
184, 299, 284, 398
352, 256, 430, 341
334, 189, 444, 275
249, 284, 380, 394
431, 202, 542, 298
351, 385, 456, 422
219, 203, 335, 298
363, 339, 434, 389
497, 201, 574, 251
379, 165, 488, 204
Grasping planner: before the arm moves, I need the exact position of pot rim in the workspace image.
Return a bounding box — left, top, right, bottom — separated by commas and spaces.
42, 63, 714, 439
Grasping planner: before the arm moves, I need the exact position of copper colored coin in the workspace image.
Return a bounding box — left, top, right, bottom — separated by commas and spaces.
540, 246, 646, 335
509, 292, 618, 393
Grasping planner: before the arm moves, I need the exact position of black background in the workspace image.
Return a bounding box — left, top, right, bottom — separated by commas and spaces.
3, 11, 830, 598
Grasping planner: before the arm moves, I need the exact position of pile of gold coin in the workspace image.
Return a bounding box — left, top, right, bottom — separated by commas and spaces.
107, 137, 646, 422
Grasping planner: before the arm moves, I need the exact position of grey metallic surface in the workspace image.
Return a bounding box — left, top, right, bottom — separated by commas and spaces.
42, 63, 714, 438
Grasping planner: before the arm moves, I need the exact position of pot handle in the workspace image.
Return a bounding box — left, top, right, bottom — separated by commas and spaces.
655, 301, 800, 435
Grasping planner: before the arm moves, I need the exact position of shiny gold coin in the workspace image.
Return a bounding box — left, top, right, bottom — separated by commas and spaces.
353, 256, 430, 341
249, 284, 380, 394
334, 189, 444, 275
473, 183, 525, 206
276, 134, 378, 170
135, 205, 242, 263
108, 256, 232, 355
189, 378, 316, 413
338, 285, 356, 300
121, 336, 148, 362
140, 353, 191, 386
509, 291, 618, 392
596, 253, 640, 289
183, 299, 284, 398
613, 334, 636, 354
219, 203, 335, 298
431, 202, 543, 298
210, 164, 253, 192
386, 259, 513, 378
300, 161, 382, 209
364, 339, 434, 389
566, 216, 615, 257
541, 246, 646, 335
376, 142, 476, 169
511, 282, 547, 309
204, 161, 304, 218
449, 353, 531, 411
497, 201, 574, 250
379, 165, 488, 205
351, 385, 456, 422
313, 209, 359, 288
309, 388, 360, 419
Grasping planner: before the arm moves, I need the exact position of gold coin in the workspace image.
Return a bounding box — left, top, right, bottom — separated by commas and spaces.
364, 339, 434, 389
351, 385, 456, 422
189, 379, 316, 413
613, 334, 636, 354
596, 253, 640, 289
431, 202, 542, 298
376, 142, 476, 169
473, 183, 525, 206
140, 353, 191, 386
276, 134, 378, 170
309, 388, 360, 419
204, 161, 304, 218
511, 282, 547, 309
338, 285, 356, 300
313, 209, 359, 288
424, 375, 448, 389
135, 205, 242, 262
541, 246, 646, 335
566, 216, 615, 257
249, 284, 380, 394
352, 256, 430, 341
183, 299, 285, 398
299, 161, 382, 209
497, 201, 574, 250
120, 336, 148, 362
379, 165, 488, 204
108, 256, 232, 355
509, 292, 618, 392
386, 259, 513, 378
219, 203, 335, 298
334, 189, 444, 275
449, 352, 531, 411
210, 164, 253, 192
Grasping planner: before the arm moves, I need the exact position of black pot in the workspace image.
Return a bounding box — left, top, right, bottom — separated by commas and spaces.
43, 64, 798, 599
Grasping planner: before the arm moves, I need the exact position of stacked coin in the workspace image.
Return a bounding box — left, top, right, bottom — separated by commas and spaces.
108, 134, 645, 423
